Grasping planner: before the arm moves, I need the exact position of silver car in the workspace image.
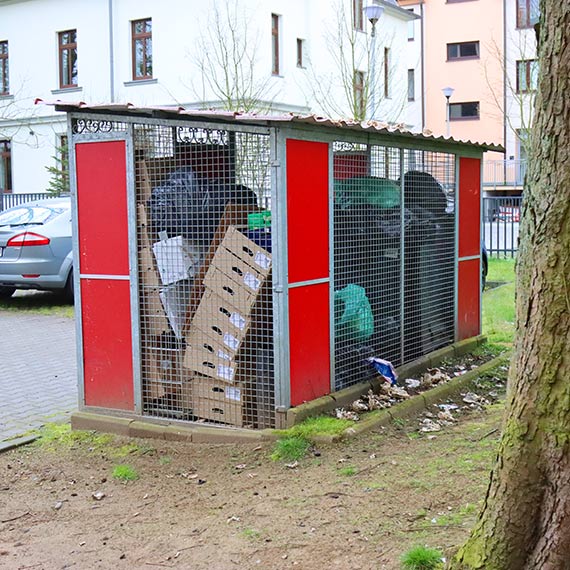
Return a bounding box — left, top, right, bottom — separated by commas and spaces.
0, 197, 73, 300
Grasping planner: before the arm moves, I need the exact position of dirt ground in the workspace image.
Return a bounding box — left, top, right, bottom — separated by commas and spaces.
0, 371, 505, 570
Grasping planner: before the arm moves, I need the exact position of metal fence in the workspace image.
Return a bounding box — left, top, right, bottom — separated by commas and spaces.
0, 192, 51, 211
132, 122, 274, 429
333, 146, 456, 390
483, 159, 526, 192
482, 196, 522, 257
70, 115, 459, 429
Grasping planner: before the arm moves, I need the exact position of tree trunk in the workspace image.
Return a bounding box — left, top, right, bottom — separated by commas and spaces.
449, 2, 570, 569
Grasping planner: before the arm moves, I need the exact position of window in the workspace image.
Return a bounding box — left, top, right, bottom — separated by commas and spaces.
447, 41, 479, 60
407, 10, 415, 40
132, 18, 152, 80
384, 47, 390, 99
517, 0, 539, 28
449, 101, 480, 120
354, 70, 365, 118
296, 38, 305, 68
407, 69, 415, 101
271, 14, 280, 75
353, 0, 364, 31
516, 59, 538, 93
0, 41, 8, 95
58, 30, 77, 88
0, 140, 12, 193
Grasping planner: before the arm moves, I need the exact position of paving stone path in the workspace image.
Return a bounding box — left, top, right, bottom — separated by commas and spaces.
0, 311, 77, 441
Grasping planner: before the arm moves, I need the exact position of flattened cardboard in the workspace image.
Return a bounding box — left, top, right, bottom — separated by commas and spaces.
203, 265, 258, 314
210, 247, 265, 295
191, 375, 243, 403
221, 226, 272, 277
190, 289, 250, 347
184, 343, 238, 383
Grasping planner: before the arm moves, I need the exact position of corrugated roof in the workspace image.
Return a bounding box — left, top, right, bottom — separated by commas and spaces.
36, 99, 504, 153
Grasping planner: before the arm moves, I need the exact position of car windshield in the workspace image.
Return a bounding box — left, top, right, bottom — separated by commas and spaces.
0, 205, 67, 227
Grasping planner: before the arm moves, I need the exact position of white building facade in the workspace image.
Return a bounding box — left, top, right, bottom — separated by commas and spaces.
0, 0, 419, 194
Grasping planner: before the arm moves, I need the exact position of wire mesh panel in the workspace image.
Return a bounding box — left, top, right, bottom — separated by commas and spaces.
133, 122, 274, 429
402, 150, 456, 360
332, 142, 456, 391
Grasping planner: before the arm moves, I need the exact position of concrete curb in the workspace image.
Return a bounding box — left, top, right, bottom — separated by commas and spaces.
0, 435, 38, 453
70, 335, 497, 445
339, 352, 510, 440
286, 335, 486, 427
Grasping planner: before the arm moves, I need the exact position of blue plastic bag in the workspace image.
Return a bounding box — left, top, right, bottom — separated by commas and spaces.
367, 357, 398, 386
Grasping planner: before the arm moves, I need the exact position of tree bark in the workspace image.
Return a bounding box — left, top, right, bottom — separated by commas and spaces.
449, 2, 570, 569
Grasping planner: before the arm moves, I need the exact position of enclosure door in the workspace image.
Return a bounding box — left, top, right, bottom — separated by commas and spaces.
286, 139, 331, 406
75, 139, 135, 410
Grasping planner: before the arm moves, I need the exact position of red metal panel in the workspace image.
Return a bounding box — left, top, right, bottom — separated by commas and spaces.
289, 283, 331, 406
76, 141, 129, 275
286, 139, 329, 283
81, 279, 134, 410
457, 259, 481, 340
458, 156, 481, 258
333, 153, 369, 180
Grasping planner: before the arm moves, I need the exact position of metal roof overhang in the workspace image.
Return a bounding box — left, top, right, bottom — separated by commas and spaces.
39, 100, 504, 156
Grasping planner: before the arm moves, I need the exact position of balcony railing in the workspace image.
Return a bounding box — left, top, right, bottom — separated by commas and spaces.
483, 159, 527, 191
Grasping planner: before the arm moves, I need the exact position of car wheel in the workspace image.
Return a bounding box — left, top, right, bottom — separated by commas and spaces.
63, 271, 74, 303
0, 286, 16, 299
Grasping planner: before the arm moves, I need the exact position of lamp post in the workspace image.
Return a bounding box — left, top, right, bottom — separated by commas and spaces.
442, 86, 454, 137
363, 4, 384, 120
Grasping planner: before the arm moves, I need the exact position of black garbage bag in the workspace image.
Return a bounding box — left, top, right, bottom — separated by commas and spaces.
149, 166, 215, 244
149, 166, 259, 247
402, 170, 448, 216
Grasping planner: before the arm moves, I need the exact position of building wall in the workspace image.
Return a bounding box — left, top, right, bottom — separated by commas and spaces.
422, 0, 504, 161
504, 0, 537, 160
0, 0, 418, 193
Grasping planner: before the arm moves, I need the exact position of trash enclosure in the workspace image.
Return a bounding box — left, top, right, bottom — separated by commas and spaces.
61, 104, 496, 431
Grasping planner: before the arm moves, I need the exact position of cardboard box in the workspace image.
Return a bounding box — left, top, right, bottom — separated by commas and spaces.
191, 375, 243, 427
210, 246, 265, 295
190, 289, 250, 347
152, 236, 203, 286
181, 203, 260, 336
221, 226, 272, 277
186, 323, 241, 360
191, 375, 243, 404
203, 265, 258, 314
184, 342, 238, 383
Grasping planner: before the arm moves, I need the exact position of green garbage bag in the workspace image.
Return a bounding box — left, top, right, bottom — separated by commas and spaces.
334, 284, 374, 341
334, 176, 401, 210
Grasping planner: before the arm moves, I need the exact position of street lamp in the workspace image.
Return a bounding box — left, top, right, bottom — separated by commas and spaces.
363, 4, 385, 120
442, 86, 454, 137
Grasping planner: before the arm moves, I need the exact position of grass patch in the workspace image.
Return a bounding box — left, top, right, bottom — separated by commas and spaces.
34, 423, 113, 451
270, 436, 310, 462
112, 464, 139, 482
241, 527, 261, 540
0, 291, 74, 318
400, 545, 444, 570
274, 416, 355, 441
338, 465, 357, 476
111, 442, 155, 458
487, 257, 516, 283
483, 282, 515, 346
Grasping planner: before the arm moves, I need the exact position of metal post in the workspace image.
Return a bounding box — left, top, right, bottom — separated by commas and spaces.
446, 98, 450, 137
368, 21, 377, 121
